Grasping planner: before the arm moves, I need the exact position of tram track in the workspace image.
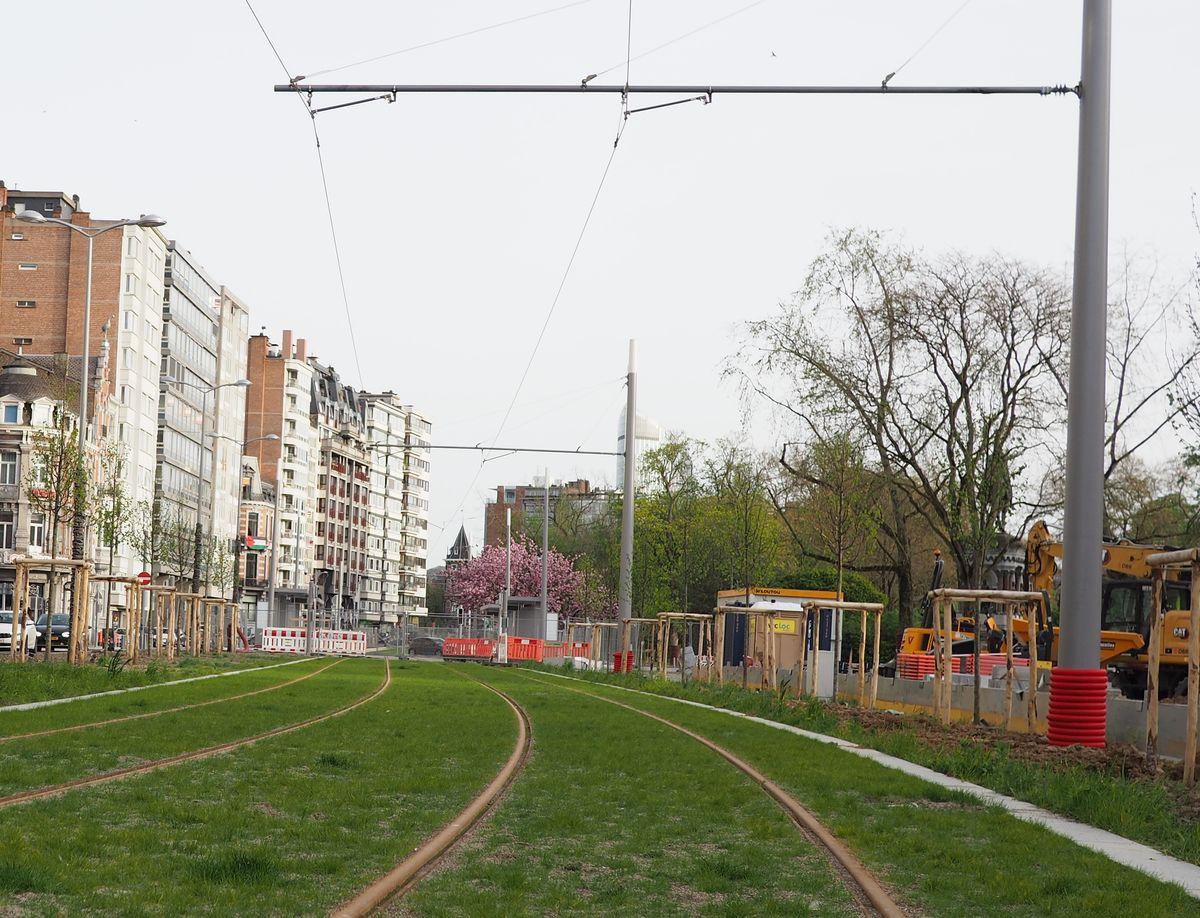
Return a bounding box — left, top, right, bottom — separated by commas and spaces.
0, 658, 344, 743
332, 666, 532, 917
517, 671, 906, 918
0, 659, 390, 811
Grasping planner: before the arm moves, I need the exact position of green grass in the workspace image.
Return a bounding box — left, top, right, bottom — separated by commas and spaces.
405, 665, 862, 917
0, 653, 284, 706
0, 661, 516, 915
524, 670, 1197, 916
0, 656, 328, 739
0, 658, 377, 796
558, 667, 1200, 868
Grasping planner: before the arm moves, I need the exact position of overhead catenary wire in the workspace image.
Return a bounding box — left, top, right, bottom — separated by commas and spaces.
243, 0, 366, 388
881, 0, 976, 87
303, 0, 601, 80
591, 0, 773, 80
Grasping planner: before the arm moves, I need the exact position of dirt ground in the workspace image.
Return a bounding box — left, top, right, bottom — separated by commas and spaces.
823, 700, 1182, 785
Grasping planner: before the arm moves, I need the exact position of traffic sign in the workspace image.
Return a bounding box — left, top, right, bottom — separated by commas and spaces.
137, 571, 151, 586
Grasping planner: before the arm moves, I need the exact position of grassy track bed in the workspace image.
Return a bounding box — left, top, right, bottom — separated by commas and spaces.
0, 662, 516, 916
403, 665, 863, 917
0, 658, 373, 798
539, 672, 1196, 916
564, 670, 1200, 868
0, 657, 329, 739
0, 653, 285, 706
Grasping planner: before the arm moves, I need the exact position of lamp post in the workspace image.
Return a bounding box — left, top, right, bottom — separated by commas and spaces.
14, 209, 166, 559
207, 433, 278, 608
166, 377, 251, 592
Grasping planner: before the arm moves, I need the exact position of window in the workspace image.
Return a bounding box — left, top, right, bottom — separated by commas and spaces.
247, 511, 259, 538
2, 405, 18, 424
28, 512, 45, 548
11, 338, 31, 348
0, 451, 16, 484
18, 264, 36, 271
245, 552, 258, 581
126, 236, 139, 257
124, 311, 136, 331
0, 509, 13, 549
124, 274, 136, 293
16, 300, 35, 309
42, 202, 54, 212
10, 233, 23, 241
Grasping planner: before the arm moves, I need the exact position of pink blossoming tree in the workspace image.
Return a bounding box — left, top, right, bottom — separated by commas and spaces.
447, 536, 615, 621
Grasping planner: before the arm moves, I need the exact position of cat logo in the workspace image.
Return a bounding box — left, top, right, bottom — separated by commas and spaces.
1173, 626, 1189, 640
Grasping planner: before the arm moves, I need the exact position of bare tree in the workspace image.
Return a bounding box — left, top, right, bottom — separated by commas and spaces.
26, 398, 88, 661
741, 229, 1070, 592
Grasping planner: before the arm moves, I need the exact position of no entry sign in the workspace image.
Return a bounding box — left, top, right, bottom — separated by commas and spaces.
137, 571, 151, 586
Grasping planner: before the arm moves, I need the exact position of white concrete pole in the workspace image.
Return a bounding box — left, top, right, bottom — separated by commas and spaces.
618, 340, 637, 649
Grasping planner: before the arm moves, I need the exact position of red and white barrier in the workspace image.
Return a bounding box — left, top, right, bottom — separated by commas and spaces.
260, 627, 367, 656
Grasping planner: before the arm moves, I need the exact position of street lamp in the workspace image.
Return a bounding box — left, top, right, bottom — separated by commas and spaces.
208, 432, 278, 607
14, 209, 166, 558
164, 376, 251, 591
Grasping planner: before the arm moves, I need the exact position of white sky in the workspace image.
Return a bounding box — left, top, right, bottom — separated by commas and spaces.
6, 1, 1198, 559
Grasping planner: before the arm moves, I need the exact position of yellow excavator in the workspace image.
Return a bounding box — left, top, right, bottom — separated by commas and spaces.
897, 522, 1193, 698
1021, 520, 1192, 698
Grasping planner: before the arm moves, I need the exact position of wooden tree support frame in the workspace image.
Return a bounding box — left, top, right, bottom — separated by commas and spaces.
143, 586, 177, 661
565, 620, 619, 671
199, 597, 239, 654
172, 592, 202, 658
711, 606, 782, 692
91, 576, 143, 662
655, 613, 715, 682
801, 600, 886, 709
7, 557, 91, 665
1145, 548, 1200, 784
926, 588, 1046, 729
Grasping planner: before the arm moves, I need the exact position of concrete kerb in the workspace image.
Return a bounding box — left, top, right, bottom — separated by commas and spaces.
0, 657, 311, 714
532, 668, 1200, 900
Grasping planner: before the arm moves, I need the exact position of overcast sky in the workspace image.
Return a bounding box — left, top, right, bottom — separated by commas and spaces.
7, 1, 1198, 559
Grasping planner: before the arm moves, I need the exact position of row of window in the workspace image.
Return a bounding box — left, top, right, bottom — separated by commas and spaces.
0, 505, 47, 550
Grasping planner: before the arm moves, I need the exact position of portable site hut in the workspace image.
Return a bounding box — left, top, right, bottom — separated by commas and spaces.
716, 587, 844, 698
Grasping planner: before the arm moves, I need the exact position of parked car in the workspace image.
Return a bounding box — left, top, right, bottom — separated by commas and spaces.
34, 613, 71, 652
409, 636, 444, 657
0, 611, 38, 655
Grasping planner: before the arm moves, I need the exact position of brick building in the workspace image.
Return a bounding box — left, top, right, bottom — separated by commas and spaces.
244, 330, 317, 624
483, 478, 612, 547
0, 186, 166, 579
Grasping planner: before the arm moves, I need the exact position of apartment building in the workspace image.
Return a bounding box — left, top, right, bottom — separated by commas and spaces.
244, 330, 317, 623
360, 393, 432, 633
235, 455, 275, 629
310, 360, 369, 628
0, 187, 165, 578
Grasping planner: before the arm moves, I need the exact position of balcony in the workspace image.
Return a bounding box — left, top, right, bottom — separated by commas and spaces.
242, 577, 268, 590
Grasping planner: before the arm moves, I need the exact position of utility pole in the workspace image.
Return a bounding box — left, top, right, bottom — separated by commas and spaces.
541, 467, 549, 640
1050, 0, 1112, 747
266, 480, 280, 626
299, 516, 311, 655
618, 340, 637, 651
505, 506, 512, 632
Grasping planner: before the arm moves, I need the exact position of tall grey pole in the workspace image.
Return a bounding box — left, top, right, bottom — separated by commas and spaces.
192, 386, 210, 594
266, 480, 280, 625
504, 506, 512, 633
541, 467, 549, 640
79, 234, 93, 470
1058, 0, 1111, 673
618, 339, 637, 650
300, 517, 312, 654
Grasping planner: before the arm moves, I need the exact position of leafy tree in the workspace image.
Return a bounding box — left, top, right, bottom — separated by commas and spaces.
26, 399, 87, 661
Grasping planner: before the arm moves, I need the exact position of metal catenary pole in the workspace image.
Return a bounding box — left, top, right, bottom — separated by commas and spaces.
504, 506, 512, 632
1058, 0, 1111, 674
618, 339, 636, 651
541, 467, 549, 640
266, 476, 280, 625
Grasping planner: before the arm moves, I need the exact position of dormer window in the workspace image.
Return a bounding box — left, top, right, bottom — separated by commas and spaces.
2, 404, 19, 424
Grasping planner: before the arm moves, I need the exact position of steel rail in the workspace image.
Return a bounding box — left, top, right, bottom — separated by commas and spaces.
519, 672, 906, 917
333, 667, 532, 916
0, 660, 390, 810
